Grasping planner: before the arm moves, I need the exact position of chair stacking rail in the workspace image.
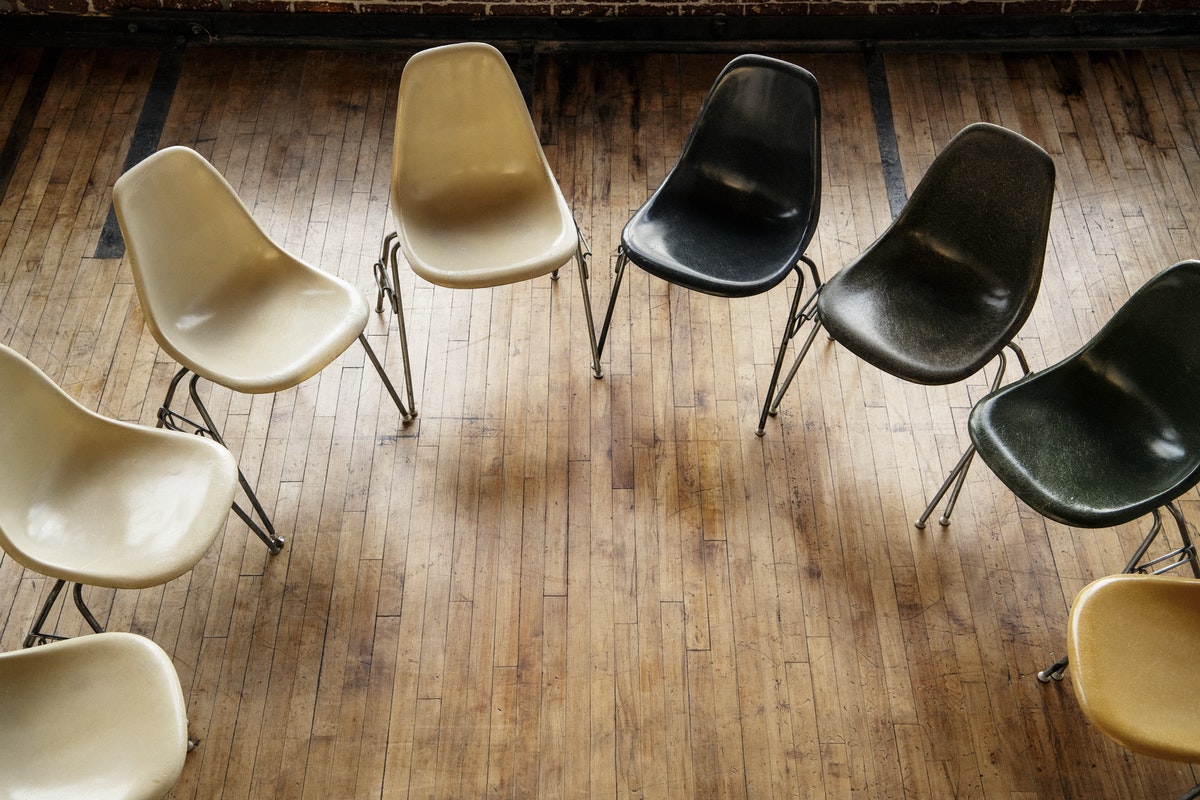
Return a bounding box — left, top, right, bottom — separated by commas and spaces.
114, 146, 410, 554
769, 122, 1056, 529
969, 260, 1200, 683
596, 53, 824, 437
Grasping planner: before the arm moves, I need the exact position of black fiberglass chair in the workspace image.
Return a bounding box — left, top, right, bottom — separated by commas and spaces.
768, 122, 1056, 528
595, 54, 823, 435
969, 260, 1200, 683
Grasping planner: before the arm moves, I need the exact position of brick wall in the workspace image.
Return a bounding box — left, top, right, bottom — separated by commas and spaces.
3, 0, 1198, 29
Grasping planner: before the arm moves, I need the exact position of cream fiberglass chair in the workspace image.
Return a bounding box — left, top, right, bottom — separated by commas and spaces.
372, 41, 603, 401
1067, 575, 1200, 800
114, 146, 411, 554
0, 632, 188, 800
0, 344, 237, 647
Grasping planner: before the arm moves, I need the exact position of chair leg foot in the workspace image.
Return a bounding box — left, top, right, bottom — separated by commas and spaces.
1038, 657, 1068, 683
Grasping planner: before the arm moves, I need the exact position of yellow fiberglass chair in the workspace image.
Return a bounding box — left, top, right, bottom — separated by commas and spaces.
372, 41, 603, 403
1067, 574, 1200, 800
0, 632, 188, 800
114, 146, 411, 554
0, 343, 237, 647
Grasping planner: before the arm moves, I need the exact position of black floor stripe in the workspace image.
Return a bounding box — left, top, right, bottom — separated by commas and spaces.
864, 46, 907, 220
0, 48, 61, 207
94, 45, 186, 259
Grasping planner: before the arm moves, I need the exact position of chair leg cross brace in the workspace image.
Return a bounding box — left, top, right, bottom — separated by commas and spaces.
158, 367, 285, 555
1038, 501, 1200, 683
24, 579, 105, 648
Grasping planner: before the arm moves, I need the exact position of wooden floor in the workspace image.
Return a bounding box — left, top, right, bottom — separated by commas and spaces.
2, 41, 1200, 799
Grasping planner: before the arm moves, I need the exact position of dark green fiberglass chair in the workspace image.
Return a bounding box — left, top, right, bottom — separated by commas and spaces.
769, 122, 1057, 528
968, 260, 1200, 682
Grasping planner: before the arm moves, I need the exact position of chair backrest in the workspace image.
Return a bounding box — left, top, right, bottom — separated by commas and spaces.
1074, 260, 1200, 444
0, 345, 84, 518
887, 122, 1055, 316
391, 42, 555, 222
113, 146, 290, 357
661, 54, 821, 241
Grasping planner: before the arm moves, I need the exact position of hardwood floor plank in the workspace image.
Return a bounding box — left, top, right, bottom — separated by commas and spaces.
4, 44, 1200, 800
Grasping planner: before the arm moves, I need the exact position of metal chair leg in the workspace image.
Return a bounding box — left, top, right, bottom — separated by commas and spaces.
916, 341, 1031, 528
157, 368, 284, 554
373, 232, 418, 418
765, 255, 825, 419
574, 229, 604, 379
915, 443, 977, 529
24, 579, 105, 648
757, 264, 808, 436
359, 333, 411, 421
1178, 781, 1200, 800
596, 248, 630, 361
1037, 655, 1069, 683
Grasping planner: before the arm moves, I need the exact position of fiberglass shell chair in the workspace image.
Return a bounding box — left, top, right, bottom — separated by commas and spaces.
596, 54, 823, 435
1066, 574, 1200, 800
770, 122, 1055, 527
968, 260, 1200, 682
114, 146, 411, 554
0, 632, 188, 800
373, 41, 603, 399
0, 343, 237, 648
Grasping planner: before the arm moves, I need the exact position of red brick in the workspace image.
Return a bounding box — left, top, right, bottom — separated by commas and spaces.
488, 2, 555, 12
231, 0, 292, 9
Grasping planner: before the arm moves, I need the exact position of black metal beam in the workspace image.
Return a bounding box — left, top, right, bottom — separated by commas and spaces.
1, 11, 1199, 53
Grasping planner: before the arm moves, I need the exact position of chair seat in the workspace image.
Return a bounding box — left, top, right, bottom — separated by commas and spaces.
0, 345, 238, 588
1068, 575, 1200, 764
818, 238, 1029, 385
0, 632, 188, 800
969, 367, 1200, 528
969, 261, 1200, 529
152, 260, 371, 394
622, 192, 810, 298
399, 176, 578, 289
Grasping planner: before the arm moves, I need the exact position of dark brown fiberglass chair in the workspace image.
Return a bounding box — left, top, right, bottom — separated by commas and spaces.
969, 260, 1200, 683
769, 122, 1056, 528
596, 54, 824, 435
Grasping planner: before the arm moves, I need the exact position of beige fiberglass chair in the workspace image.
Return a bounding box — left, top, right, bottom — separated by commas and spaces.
372, 41, 604, 402
0, 343, 237, 648
0, 632, 188, 799
1067, 575, 1200, 800
114, 146, 411, 554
